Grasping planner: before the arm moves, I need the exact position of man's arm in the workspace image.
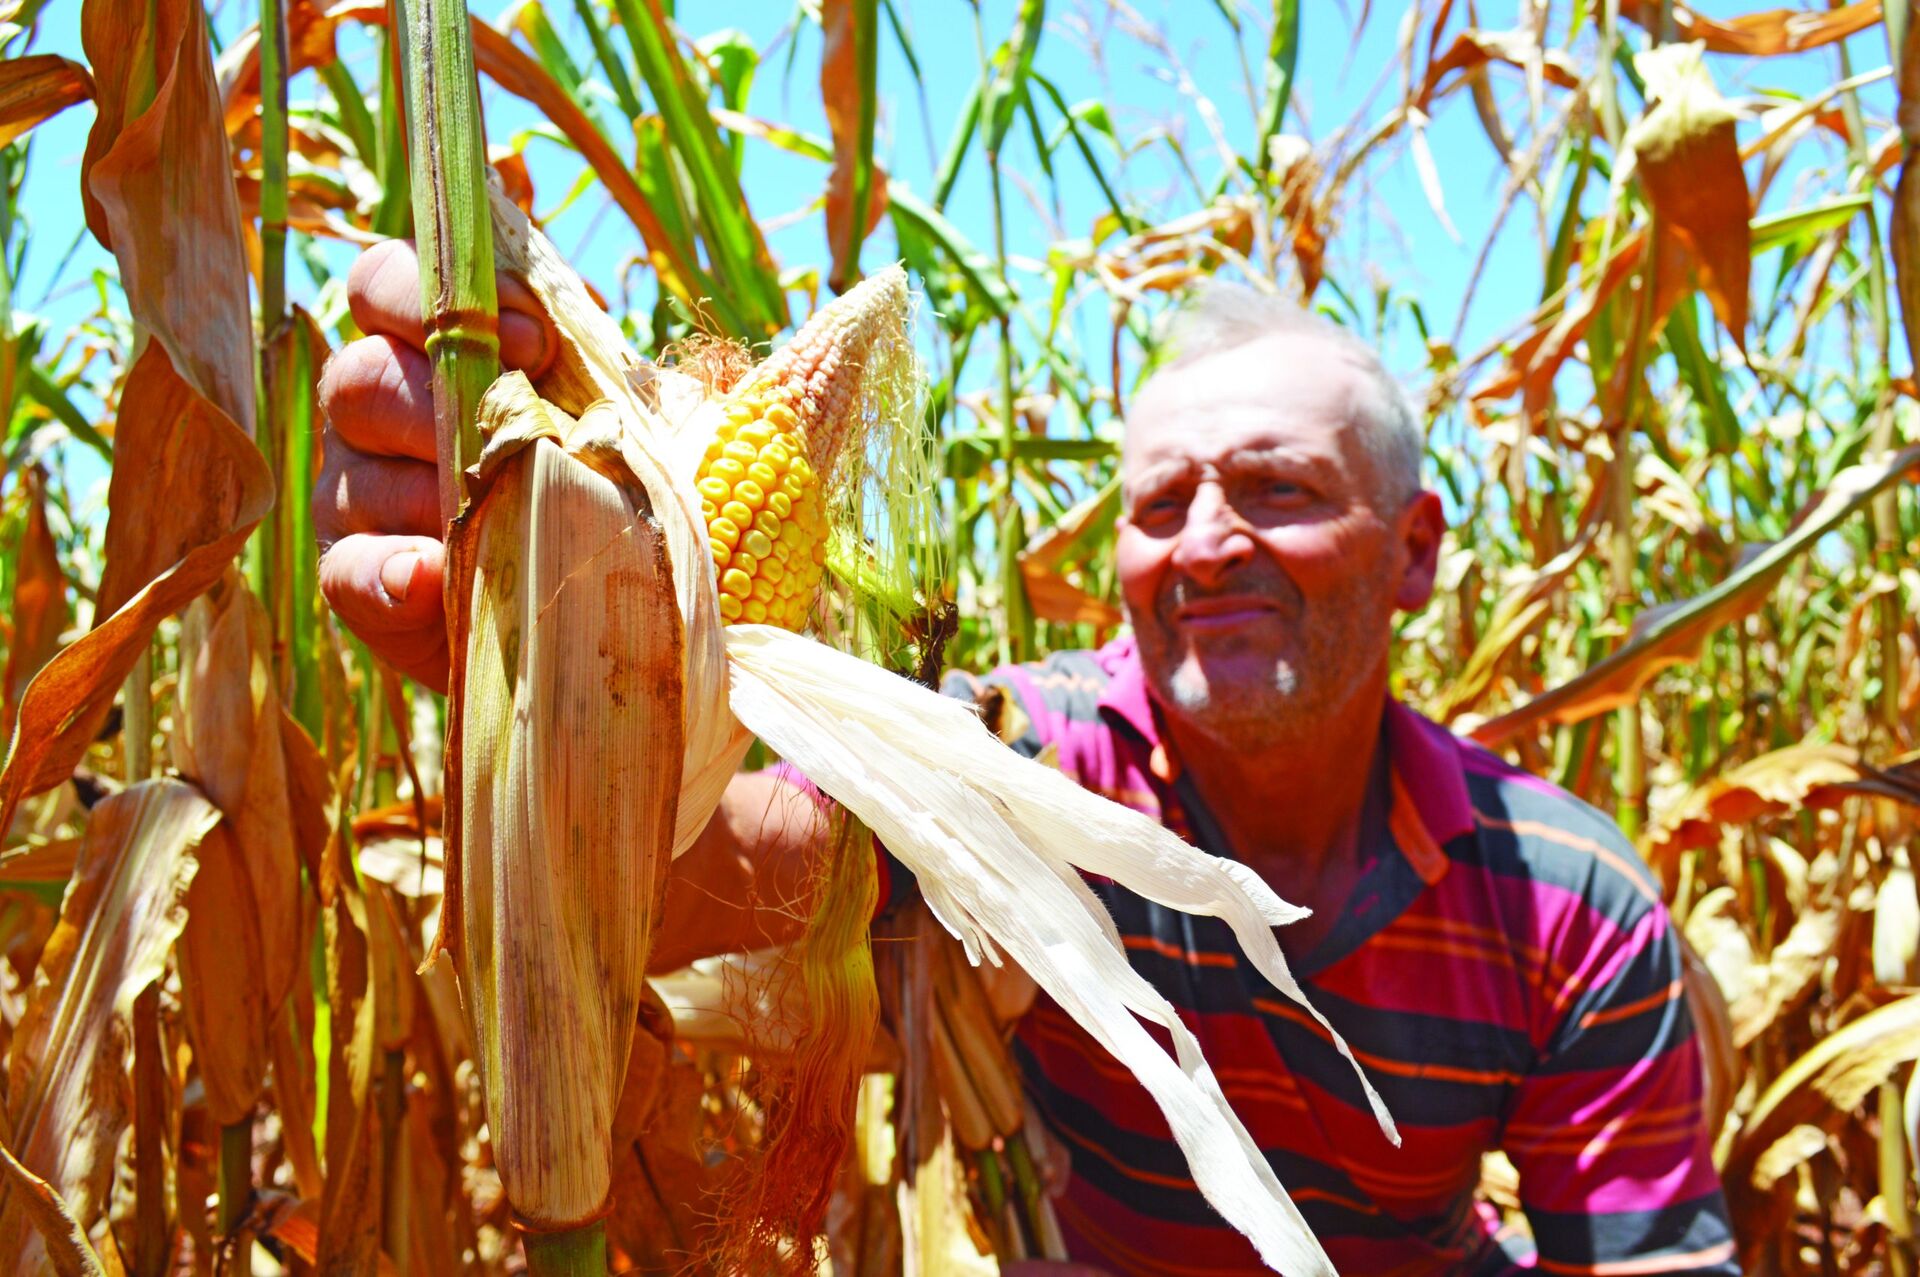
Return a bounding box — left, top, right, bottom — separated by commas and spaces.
648, 769, 826, 971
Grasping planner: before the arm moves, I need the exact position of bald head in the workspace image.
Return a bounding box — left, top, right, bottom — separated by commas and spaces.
1137, 282, 1424, 511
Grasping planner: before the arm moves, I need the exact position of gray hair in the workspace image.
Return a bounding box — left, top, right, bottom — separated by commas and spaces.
1153, 282, 1425, 508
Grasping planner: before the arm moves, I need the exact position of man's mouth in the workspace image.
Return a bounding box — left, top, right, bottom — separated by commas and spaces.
1171, 596, 1278, 630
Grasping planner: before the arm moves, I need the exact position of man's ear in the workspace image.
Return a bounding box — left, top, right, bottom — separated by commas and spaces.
1392, 489, 1446, 613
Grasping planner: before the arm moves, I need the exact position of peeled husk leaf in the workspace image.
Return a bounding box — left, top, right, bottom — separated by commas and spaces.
436, 372, 685, 1230
0, 780, 216, 1273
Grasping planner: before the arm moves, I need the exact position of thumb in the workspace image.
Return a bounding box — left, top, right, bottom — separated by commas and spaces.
317, 533, 451, 691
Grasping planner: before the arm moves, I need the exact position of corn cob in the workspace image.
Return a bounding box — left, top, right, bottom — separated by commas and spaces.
694, 268, 910, 630
487, 182, 1387, 1275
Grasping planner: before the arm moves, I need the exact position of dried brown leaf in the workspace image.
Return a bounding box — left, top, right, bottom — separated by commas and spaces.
82, 0, 254, 428
1618, 1, 1881, 57
0, 54, 94, 149
1725, 992, 1920, 1264
170, 570, 307, 1124
0, 0, 271, 829
0, 1137, 106, 1277
0, 781, 215, 1273
822, 0, 888, 292
1017, 480, 1123, 628
1625, 43, 1750, 346
1649, 744, 1871, 858
2, 469, 70, 738
1474, 444, 1920, 746
1416, 29, 1579, 114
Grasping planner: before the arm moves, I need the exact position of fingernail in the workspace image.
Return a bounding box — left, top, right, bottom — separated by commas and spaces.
501, 310, 550, 372
380, 551, 420, 604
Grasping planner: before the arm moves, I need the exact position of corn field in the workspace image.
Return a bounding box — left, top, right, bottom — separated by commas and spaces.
1, 0, 1919, 1272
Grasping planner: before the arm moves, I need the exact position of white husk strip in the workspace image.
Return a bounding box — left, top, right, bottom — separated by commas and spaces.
481, 187, 1393, 1266
725, 625, 1374, 1276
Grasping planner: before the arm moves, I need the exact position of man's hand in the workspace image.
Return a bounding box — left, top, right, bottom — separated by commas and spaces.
314, 239, 558, 690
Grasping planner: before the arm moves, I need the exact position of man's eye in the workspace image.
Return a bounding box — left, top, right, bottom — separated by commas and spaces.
1138, 493, 1180, 515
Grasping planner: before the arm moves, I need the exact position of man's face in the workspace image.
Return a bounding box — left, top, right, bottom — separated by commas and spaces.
1116, 333, 1435, 749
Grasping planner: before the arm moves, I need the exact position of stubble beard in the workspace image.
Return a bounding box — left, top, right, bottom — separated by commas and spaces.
1135, 575, 1392, 752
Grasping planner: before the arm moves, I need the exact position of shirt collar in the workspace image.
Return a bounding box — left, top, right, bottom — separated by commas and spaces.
1096, 637, 1473, 878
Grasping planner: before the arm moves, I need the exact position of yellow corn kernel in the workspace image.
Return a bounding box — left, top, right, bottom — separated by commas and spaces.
718, 593, 743, 622
710, 516, 742, 552
743, 598, 769, 624
720, 568, 752, 599
743, 530, 773, 560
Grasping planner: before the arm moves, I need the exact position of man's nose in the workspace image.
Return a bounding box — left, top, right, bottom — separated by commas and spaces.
1170, 483, 1253, 585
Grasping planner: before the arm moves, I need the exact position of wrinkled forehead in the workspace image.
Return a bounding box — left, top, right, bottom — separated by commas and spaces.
1123, 335, 1378, 483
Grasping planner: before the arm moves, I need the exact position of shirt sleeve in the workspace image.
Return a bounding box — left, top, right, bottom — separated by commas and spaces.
1501, 887, 1739, 1276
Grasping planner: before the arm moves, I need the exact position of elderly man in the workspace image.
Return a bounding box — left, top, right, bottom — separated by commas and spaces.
317, 243, 1737, 1276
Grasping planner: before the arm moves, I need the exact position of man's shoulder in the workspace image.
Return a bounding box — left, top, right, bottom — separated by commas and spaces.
938, 639, 1132, 752
1435, 726, 1667, 926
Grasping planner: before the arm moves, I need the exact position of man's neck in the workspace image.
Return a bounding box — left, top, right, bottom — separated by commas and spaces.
1161, 679, 1390, 893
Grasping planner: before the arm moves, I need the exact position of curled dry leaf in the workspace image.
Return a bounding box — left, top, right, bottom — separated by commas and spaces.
1616, 0, 1882, 57
0, 781, 216, 1274
1017, 478, 1124, 629
1624, 42, 1750, 347
1648, 743, 1878, 859
1725, 992, 1920, 1264
0, 55, 95, 149
0, 0, 269, 830
1415, 27, 1580, 113
0, 1138, 105, 1277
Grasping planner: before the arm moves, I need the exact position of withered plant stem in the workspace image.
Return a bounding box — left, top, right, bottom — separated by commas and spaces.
217, 1118, 253, 1277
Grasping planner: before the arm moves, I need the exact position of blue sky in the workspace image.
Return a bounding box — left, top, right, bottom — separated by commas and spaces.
11, 2, 1904, 414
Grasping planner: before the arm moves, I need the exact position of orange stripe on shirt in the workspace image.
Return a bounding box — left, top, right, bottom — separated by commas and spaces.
1473, 811, 1663, 907
1579, 977, 1682, 1029
1122, 932, 1239, 968
1249, 996, 1524, 1087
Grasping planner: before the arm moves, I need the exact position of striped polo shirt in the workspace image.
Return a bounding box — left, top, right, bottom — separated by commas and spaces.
936, 637, 1737, 1277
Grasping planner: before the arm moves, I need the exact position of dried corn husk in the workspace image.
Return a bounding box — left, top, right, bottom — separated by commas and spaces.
436, 374, 685, 1231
